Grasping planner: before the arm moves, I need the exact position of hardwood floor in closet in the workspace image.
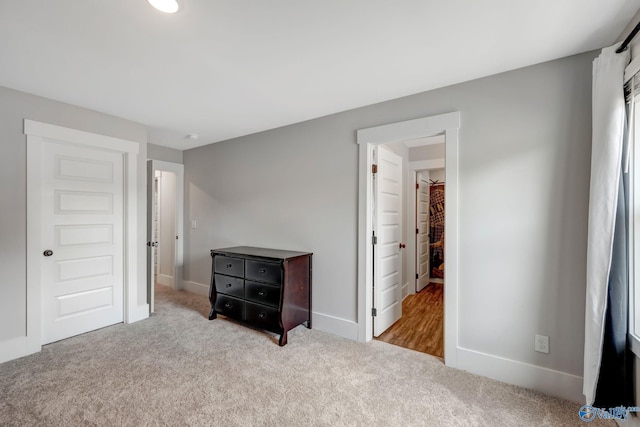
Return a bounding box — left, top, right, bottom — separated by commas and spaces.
376, 283, 443, 358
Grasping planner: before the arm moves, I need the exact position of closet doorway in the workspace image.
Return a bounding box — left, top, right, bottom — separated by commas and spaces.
146, 160, 184, 313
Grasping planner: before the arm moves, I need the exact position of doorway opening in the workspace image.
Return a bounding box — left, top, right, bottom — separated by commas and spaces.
146, 160, 184, 314
370, 137, 446, 358
356, 112, 460, 368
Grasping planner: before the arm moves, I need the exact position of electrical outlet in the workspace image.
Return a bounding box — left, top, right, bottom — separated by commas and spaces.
191, 220, 197, 229
535, 334, 549, 354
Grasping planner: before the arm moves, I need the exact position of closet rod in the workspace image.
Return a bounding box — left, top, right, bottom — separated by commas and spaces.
617, 21, 640, 53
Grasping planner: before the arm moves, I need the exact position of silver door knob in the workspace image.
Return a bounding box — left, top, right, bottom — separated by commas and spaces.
43, 250, 53, 257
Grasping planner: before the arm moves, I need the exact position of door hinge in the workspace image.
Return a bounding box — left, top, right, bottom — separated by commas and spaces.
416, 273, 419, 279
416, 183, 419, 189
416, 228, 419, 234
373, 235, 377, 245
372, 164, 378, 174
372, 308, 377, 317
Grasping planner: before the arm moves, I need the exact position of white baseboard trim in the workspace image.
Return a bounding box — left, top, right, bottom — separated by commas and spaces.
183, 280, 209, 297
312, 312, 358, 340
0, 336, 41, 364
127, 304, 150, 324
157, 274, 175, 287
457, 347, 584, 403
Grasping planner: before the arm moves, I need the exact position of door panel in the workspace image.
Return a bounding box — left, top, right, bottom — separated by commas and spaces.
373, 146, 403, 336
417, 171, 430, 292
42, 140, 124, 344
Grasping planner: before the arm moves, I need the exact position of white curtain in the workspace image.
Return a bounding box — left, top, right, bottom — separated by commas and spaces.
584, 44, 630, 404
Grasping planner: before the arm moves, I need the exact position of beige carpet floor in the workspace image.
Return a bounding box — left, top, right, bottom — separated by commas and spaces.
0, 285, 611, 426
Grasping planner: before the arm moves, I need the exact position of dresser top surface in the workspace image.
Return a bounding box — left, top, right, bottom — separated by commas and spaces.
211, 246, 312, 261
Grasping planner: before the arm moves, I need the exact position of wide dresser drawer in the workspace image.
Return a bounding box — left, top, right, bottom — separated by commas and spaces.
245, 281, 280, 308
214, 274, 244, 298
245, 302, 280, 333
214, 295, 244, 321
245, 260, 282, 284
214, 255, 244, 277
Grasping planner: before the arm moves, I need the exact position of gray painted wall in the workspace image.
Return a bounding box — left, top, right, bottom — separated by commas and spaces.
409, 144, 445, 162
0, 85, 148, 342
148, 143, 183, 164
184, 50, 596, 377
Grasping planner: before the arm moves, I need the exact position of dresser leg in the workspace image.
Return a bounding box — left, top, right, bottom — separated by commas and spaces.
279, 332, 288, 346
305, 320, 312, 329
208, 308, 217, 320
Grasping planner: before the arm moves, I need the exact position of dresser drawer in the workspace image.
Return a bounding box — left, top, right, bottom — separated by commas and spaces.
245, 281, 280, 308
245, 302, 280, 333
214, 255, 244, 277
246, 260, 282, 284
214, 274, 244, 298
215, 295, 244, 321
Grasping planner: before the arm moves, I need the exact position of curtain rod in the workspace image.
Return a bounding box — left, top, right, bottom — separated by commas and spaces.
617, 21, 640, 53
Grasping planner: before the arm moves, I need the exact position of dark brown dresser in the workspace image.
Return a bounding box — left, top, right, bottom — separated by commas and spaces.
209, 246, 312, 346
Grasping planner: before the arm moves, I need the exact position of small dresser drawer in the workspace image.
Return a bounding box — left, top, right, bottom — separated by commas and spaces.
214, 255, 244, 277
245, 302, 280, 333
246, 260, 282, 285
215, 274, 244, 298
245, 281, 280, 308
215, 295, 244, 321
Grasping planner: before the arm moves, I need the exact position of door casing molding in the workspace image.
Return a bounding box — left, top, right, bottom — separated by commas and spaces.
356, 112, 460, 367
19, 119, 145, 360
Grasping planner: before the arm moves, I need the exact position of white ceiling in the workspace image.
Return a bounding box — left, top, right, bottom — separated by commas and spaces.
1, 1, 638, 150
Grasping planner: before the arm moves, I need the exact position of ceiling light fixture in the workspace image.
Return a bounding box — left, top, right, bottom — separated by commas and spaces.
148, 0, 179, 14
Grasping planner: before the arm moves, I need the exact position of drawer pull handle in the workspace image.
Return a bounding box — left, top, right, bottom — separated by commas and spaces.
258, 290, 266, 296
226, 283, 232, 288
226, 263, 233, 268
259, 268, 267, 274
258, 312, 266, 319
224, 302, 232, 309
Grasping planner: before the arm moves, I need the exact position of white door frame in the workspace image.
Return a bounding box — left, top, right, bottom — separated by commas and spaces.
406, 159, 445, 295
356, 112, 460, 368
23, 119, 142, 356
147, 160, 184, 312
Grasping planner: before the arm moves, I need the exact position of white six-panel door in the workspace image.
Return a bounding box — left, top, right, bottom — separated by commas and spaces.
41, 140, 124, 344
373, 145, 403, 336
416, 171, 430, 292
